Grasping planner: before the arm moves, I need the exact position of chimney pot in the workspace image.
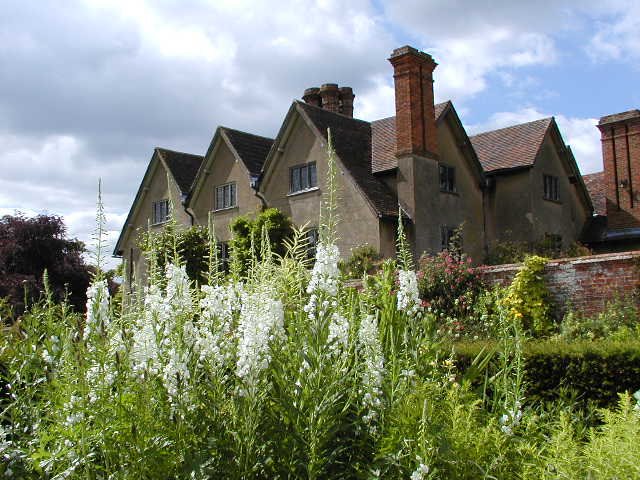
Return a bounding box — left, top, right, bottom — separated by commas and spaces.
302, 87, 321, 107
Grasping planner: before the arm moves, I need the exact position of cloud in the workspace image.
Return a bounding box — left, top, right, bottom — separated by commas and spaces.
589, 3, 640, 61
468, 107, 602, 174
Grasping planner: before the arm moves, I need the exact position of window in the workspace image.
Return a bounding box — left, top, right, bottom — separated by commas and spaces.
439, 164, 456, 193
306, 227, 319, 260
215, 182, 237, 210
152, 199, 169, 225
543, 233, 562, 253
290, 162, 317, 193
440, 225, 462, 253
543, 175, 559, 201
218, 242, 230, 272
440, 226, 455, 251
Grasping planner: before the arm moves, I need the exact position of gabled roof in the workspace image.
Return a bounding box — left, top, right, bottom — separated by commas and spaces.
370, 101, 449, 173
221, 127, 274, 176
295, 101, 399, 217
469, 117, 553, 173
113, 147, 203, 256
583, 171, 606, 216
188, 126, 274, 205
156, 148, 204, 194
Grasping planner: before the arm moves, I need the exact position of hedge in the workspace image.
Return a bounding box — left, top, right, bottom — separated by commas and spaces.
455, 339, 640, 407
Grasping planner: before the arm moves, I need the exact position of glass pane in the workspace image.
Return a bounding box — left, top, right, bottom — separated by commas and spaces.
216, 187, 224, 209
300, 165, 308, 190
224, 184, 231, 208
309, 163, 317, 187
230, 183, 237, 207
291, 167, 301, 192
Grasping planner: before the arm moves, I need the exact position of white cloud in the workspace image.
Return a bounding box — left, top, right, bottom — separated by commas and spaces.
589, 4, 640, 61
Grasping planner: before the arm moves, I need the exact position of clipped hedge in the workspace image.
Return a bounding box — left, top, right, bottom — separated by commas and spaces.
455, 339, 640, 407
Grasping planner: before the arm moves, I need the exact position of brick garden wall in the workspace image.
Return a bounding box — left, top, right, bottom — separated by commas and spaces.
480, 251, 640, 318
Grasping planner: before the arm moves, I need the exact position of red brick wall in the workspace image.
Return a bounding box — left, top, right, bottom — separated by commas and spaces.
480, 251, 640, 318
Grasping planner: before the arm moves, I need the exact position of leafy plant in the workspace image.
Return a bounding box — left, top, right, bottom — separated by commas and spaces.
338, 245, 381, 279
500, 255, 553, 336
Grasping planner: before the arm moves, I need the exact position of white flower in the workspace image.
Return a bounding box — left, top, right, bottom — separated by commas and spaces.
165, 264, 192, 316
327, 312, 350, 356
410, 459, 430, 480
307, 243, 340, 297
162, 347, 191, 409
84, 279, 110, 341
397, 270, 421, 317
358, 315, 384, 432
235, 287, 284, 391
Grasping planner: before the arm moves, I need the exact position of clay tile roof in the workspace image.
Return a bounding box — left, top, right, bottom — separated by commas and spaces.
296, 101, 398, 217
599, 109, 640, 125
370, 102, 449, 173
156, 148, 204, 194
469, 117, 552, 173
583, 171, 606, 216
221, 128, 274, 176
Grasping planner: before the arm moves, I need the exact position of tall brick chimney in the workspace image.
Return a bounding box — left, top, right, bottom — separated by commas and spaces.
388, 46, 440, 260
302, 84, 355, 117
388, 45, 438, 158
597, 110, 640, 229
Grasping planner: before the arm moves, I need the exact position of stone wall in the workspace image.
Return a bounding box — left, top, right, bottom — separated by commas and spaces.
481, 251, 640, 318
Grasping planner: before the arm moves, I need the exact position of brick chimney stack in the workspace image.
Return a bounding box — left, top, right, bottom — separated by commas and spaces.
339, 86, 354, 117
388, 45, 438, 158
302, 87, 321, 107
319, 83, 340, 113
597, 110, 640, 229
302, 84, 355, 117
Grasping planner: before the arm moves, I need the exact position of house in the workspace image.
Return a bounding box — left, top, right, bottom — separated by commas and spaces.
581, 110, 640, 252
113, 45, 596, 278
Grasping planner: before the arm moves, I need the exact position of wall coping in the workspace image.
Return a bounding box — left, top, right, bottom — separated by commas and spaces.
479, 250, 640, 274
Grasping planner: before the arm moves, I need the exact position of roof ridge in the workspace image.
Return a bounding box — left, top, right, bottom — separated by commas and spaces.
294, 100, 372, 126
155, 146, 203, 158
219, 126, 275, 141
370, 100, 452, 125
469, 116, 553, 138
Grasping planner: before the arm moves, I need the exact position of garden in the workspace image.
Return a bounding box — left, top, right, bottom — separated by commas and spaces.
1, 148, 639, 479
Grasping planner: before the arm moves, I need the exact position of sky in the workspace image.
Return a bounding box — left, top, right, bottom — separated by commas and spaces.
1, 0, 639, 268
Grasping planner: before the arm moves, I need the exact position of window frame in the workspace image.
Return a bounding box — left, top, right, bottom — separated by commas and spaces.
439, 164, 456, 193
543, 174, 560, 202
151, 199, 170, 225
214, 182, 237, 211
289, 162, 318, 194
306, 227, 319, 260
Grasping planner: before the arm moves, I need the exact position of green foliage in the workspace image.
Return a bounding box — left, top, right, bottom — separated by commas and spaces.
558, 297, 639, 341
228, 208, 294, 275
417, 250, 484, 319
456, 338, 640, 408
139, 223, 209, 283
338, 245, 381, 279
500, 255, 553, 336
485, 236, 592, 265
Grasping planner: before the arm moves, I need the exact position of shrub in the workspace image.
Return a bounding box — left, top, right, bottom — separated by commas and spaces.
339, 245, 381, 279
417, 250, 484, 319
229, 208, 294, 274
500, 255, 553, 336
455, 339, 640, 407
558, 298, 639, 341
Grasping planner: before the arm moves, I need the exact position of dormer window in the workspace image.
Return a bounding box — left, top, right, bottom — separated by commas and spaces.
290, 162, 317, 193
152, 199, 169, 225
215, 182, 237, 211
543, 174, 559, 201
439, 164, 456, 193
